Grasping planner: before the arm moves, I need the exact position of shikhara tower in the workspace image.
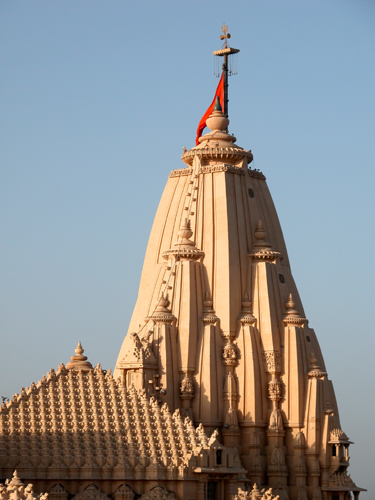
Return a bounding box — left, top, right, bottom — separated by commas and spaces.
114, 30, 364, 500
0, 29, 365, 500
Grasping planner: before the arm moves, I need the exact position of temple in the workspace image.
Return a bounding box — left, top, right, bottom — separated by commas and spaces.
0, 32, 365, 500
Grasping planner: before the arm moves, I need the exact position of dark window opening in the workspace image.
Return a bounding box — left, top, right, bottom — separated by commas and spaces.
278, 274, 285, 283
306, 336, 311, 342
248, 188, 254, 198
332, 445, 337, 457
207, 482, 216, 500
216, 449, 222, 465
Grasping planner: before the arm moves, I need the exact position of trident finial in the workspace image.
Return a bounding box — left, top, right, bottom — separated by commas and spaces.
213, 26, 239, 120
220, 23, 231, 48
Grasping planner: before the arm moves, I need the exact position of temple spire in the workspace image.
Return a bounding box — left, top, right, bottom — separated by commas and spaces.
213, 23, 239, 121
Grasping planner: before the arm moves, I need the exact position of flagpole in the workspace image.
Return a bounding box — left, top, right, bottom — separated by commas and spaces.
213, 24, 239, 123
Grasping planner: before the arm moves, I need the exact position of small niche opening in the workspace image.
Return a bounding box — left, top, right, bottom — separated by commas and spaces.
278, 274, 285, 283
248, 188, 254, 198
306, 336, 311, 342
216, 449, 222, 465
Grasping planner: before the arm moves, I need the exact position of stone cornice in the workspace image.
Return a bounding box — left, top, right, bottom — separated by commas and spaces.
200, 164, 244, 175
249, 249, 282, 262
162, 248, 204, 261
283, 316, 308, 326
181, 146, 253, 166
248, 169, 266, 180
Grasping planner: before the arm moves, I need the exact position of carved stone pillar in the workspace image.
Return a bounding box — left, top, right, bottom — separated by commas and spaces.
222, 328, 240, 447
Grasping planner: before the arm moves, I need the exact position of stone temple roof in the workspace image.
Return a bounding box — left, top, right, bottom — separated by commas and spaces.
0, 360, 245, 479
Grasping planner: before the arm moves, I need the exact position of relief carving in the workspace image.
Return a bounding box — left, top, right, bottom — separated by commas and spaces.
268, 379, 283, 402
180, 373, 194, 399
139, 487, 177, 500
263, 351, 281, 374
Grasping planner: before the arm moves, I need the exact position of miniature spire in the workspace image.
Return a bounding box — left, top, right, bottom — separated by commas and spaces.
253, 220, 271, 248
176, 219, 195, 247
285, 293, 300, 317
66, 342, 93, 371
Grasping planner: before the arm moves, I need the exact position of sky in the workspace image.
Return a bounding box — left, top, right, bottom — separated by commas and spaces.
0, 0, 374, 496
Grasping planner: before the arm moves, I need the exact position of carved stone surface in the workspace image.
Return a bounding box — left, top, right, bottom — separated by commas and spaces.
0, 471, 48, 500
234, 484, 279, 500
140, 487, 176, 500
268, 380, 283, 402
180, 373, 194, 399
223, 341, 238, 366
263, 351, 281, 374
73, 485, 110, 500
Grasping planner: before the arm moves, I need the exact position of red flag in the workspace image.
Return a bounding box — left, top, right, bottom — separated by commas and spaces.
196, 73, 224, 146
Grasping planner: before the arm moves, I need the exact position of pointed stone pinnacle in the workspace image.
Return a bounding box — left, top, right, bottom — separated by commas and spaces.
176, 218, 194, 247
156, 293, 170, 312
253, 219, 271, 248
309, 352, 320, 371
285, 293, 300, 317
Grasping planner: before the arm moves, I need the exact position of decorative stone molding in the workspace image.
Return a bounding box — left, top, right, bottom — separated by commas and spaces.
180, 372, 194, 400
248, 169, 266, 180
239, 314, 256, 325
48, 484, 68, 500
268, 379, 283, 402
234, 484, 279, 500
111, 485, 135, 500
202, 313, 218, 324
223, 341, 238, 366
200, 164, 244, 175
326, 471, 359, 489
181, 146, 253, 166
329, 429, 349, 442
169, 164, 264, 178
307, 353, 327, 379
263, 351, 281, 374
169, 168, 193, 178
73, 485, 110, 500
118, 332, 158, 368
139, 487, 177, 500
0, 471, 48, 500
249, 249, 282, 262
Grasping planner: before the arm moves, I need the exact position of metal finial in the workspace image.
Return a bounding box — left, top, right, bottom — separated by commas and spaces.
213, 96, 222, 112
220, 23, 231, 48
213, 25, 239, 120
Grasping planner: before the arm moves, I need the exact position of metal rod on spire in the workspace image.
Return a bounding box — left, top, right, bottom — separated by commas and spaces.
213, 23, 239, 120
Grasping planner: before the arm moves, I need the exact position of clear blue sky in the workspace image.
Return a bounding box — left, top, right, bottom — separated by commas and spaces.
0, 1, 374, 496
